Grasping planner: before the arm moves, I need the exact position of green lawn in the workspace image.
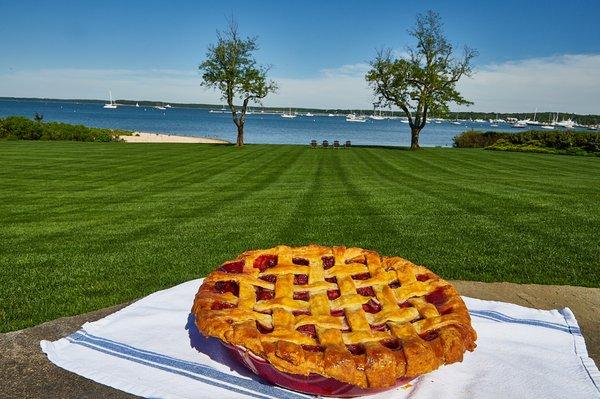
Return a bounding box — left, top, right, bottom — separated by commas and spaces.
1, 141, 599, 332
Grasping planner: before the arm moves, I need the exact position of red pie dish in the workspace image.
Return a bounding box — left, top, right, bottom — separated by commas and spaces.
226, 343, 415, 397
192, 245, 477, 394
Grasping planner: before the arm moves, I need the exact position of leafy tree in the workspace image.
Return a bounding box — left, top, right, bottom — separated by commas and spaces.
34, 112, 44, 122
199, 20, 277, 146
366, 11, 476, 150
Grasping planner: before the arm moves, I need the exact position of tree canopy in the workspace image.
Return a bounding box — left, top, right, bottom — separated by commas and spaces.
366, 11, 477, 149
199, 21, 277, 146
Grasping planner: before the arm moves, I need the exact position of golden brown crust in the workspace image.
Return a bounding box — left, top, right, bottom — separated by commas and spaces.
191, 245, 477, 388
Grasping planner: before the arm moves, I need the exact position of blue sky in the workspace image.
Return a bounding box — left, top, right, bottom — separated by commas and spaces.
1, 0, 599, 112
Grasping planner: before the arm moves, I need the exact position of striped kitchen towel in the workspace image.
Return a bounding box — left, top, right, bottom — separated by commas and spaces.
41, 279, 600, 398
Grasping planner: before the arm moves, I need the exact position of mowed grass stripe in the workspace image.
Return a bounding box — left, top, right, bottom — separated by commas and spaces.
0, 142, 599, 332
401, 149, 592, 219
0, 145, 271, 248
355, 148, 598, 282
0, 147, 261, 231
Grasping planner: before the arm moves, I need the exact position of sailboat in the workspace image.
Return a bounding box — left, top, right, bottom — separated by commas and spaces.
556, 119, 576, 129
103, 91, 117, 109
370, 108, 386, 120
155, 102, 167, 110
526, 109, 541, 126
541, 113, 556, 129
346, 113, 367, 123
449, 113, 460, 125
135, 102, 140, 108
209, 105, 228, 113
281, 108, 296, 118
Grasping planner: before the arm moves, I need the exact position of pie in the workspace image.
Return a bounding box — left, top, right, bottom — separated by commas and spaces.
192, 245, 477, 388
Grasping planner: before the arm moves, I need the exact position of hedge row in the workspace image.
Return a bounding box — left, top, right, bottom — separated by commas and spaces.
453, 130, 600, 155
0, 116, 131, 142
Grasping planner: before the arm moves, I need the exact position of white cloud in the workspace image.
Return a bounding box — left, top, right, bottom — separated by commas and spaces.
0, 68, 206, 104
457, 54, 600, 114
0, 54, 599, 113
320, 63, 371, 78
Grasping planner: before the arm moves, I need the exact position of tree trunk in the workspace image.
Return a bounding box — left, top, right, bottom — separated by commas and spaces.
410, 127, 421, 150
236, 124, 244, 147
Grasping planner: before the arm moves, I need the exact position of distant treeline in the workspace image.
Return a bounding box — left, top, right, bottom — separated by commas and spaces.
3, 97, 599, 125
0, 116, 131, 142
453, 130, 600, 156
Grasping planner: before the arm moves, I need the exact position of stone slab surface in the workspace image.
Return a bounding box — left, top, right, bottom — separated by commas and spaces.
1, 282, 598, 398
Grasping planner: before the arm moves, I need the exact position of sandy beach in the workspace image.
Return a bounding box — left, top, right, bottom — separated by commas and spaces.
120, 132, 229, 144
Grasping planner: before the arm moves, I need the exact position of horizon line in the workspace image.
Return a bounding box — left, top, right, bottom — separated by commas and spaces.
1, 96, 596, 116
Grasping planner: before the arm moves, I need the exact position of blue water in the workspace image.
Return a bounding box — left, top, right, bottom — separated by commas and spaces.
0, 99, 538, 147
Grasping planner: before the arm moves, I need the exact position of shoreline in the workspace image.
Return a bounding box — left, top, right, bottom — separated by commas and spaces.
120, 132, 230, 144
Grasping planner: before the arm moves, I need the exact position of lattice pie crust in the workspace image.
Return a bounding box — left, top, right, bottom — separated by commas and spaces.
192, 245, 477, 388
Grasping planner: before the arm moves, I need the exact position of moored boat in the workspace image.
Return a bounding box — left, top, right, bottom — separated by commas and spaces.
103, 90, 117, 109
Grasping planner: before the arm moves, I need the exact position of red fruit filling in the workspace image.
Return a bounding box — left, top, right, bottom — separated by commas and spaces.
255, 286, 274, 301
297, 324, 317, 338
351, 272, 371, 280
399, 301, 412, 308
330, 309, 345, 317
370, 323, 387, 331
327, 289, 341, 300
293, 274, 309, 285
259, 274, 277, 283
357, 286, 375, 297
362, 299, 382, 313
293, 291, 310, 301
214, 281, 239, 296
256, 321, 273, 334
253, 254, 278, 272
293, 310, 311, 316
346, 344, 366, 355
425, 288, 447, 306
440, 307, 454, 315
211, 301, 236, 310
420, 330, 439, 341
218, 260, 245, 273
416, 274, 431, 282
321, 256, 335, 269
302, 344, 325, 352
325, 276, 337, 283
381, 338, 401, 350
389, 280, 401, 289
292, 257, 310, 266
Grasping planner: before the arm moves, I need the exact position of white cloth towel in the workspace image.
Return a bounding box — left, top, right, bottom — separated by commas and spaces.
41, 279, 600, 398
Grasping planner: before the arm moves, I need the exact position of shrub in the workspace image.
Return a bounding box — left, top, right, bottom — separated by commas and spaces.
94, 133, 112, 142
2, 116, 44, 140
453, 131, 510, 148
454, 130, 600, 156
0, 116, 132, 142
